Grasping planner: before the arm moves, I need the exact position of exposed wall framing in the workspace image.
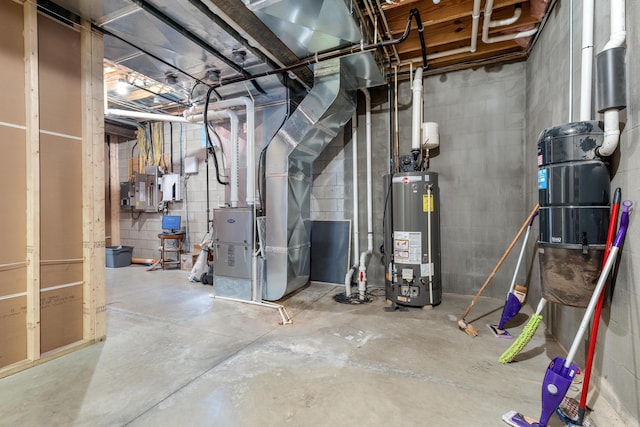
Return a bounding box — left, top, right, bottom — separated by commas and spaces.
0, 1, 106, 378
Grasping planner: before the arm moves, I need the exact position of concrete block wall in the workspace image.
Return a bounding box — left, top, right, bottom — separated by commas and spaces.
421, 64, 528, 298
116, 123, 216, 261
526, 1, 640, 424
362, 64, 528, 298
114, 101, 288, 262
312, 128, 347, 220
311, 90, 391, 289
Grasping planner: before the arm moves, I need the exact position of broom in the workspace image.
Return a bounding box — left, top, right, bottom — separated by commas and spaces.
458, 204, 540, 337
501, 190, 623, 364
502, 201, 632, 427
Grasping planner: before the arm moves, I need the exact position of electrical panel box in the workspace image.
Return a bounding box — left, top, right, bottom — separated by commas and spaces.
120, 182, 133, 210
184, 156, 198, 174
161, 173, 181, 202
133, 169, 160, 212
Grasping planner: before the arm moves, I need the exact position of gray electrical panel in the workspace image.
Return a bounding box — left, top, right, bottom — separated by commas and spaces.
120, 181, 133, 210
132, 166, 162, 212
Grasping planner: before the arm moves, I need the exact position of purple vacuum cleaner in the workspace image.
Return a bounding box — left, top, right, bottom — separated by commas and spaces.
502, 200, 632, 427
490, 210, 538, 338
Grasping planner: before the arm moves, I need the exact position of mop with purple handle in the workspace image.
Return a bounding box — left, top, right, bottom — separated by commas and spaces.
489, 209, 539, 338
502, 200, 633, 427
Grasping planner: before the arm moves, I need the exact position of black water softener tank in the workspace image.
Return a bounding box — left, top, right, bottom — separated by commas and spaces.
537, 121, 610, 307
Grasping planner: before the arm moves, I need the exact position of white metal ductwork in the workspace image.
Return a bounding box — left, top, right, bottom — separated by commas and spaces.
264, 58, 357, 301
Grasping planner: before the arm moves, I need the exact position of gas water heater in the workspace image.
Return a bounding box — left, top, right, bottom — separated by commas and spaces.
384, 170, 442, 307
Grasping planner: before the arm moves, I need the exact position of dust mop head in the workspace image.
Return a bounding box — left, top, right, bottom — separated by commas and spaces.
499, 313, 542, 363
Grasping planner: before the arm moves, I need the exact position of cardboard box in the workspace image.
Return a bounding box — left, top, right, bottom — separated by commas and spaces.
181, 252, 199, 271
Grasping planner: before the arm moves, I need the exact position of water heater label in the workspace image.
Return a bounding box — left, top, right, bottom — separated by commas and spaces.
538, 169, 548, 190
394, 231, 422, 264
423, 194, 434, 212
420, 263, 433, 276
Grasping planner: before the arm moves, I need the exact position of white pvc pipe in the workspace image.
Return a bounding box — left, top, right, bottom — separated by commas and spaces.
411, 67, 423, 152
188, 97, 256, 205
106, 108, 189, 123
183, 109, 241, 207
482, 28, 537, 44
351, 110, 360, 262
358, 88, 374, 301
579, 0, 595, 121
211, 294, 292, 325
603, 0, 626, 50
489, 7, 522, 27
228, 111, 239, 208
597, 0, 626, 157
569, 0, 574, 122
470, 0, 481, 52
482, 0, 537, 44
344, 110, 359, 298
599, 104, 621, 157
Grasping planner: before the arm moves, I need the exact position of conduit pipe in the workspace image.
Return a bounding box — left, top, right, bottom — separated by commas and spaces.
344, 111, 360, 298
579, 0, 595, 121
482, 0, 537, 44
187, 97, 256, 205
597, 0, 626, 158
357, 88, 374, 301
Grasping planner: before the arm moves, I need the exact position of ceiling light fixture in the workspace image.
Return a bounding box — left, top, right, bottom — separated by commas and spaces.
116, 78, 128, 95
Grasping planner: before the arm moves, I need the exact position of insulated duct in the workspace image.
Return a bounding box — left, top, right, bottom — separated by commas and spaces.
264, 58, 357, 301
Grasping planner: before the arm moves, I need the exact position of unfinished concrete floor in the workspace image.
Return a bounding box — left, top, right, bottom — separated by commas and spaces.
0, 266, 627, 426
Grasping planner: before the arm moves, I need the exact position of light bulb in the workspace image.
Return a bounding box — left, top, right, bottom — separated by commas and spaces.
116, 79, 128, 95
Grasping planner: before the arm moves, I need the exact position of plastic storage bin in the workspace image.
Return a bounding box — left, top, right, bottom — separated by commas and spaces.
106, 246, 133, 268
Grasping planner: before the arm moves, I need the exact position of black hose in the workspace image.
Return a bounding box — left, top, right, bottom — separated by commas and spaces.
204, 85, 229, 186
205, 8, 428, 89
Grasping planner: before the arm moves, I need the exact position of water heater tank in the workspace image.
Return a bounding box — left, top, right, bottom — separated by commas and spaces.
537, 121, 610, 307
384, 171, 441, 307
